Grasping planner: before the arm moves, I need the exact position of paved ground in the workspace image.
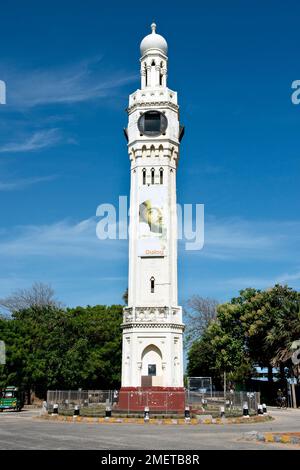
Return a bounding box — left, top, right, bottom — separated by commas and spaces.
0, 408, 299, 450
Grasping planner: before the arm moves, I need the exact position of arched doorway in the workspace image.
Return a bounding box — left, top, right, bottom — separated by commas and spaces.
141, 344, 162, 378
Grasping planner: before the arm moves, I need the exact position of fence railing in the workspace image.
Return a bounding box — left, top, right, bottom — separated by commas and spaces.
186, 391, 260, 415
47, 389, 260, 416
47, 390, 117, 413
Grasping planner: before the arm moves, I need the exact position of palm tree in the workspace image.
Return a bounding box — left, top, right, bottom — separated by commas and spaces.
267, 296, 300, 380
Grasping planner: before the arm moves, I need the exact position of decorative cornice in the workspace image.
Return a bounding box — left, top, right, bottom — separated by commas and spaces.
127, 101, 178, 114
121, 322, 185, 331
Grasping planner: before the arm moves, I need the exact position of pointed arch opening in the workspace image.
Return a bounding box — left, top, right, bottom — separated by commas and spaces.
159, 167, 164, 185
151, 168, 155, 185
159, 61, 164, 86
159, 144, 163, 157
141, 344, 162, 378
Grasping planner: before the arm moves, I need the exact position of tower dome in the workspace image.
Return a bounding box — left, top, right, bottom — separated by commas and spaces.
140, 23, 168, 56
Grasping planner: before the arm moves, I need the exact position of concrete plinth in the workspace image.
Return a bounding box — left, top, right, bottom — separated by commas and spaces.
117, 387, 186, 413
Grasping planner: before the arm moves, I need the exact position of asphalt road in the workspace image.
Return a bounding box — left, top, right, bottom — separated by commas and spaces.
0, 408, 299, 450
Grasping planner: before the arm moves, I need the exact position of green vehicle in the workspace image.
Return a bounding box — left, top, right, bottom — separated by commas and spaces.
0, 386, 24, 412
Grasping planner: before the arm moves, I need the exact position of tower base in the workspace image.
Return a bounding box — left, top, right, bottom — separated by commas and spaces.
117, 387, 186, 413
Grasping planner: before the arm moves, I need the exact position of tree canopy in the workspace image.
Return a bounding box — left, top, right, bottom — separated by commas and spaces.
187, 285, 300, 390
0, 304, 123, 398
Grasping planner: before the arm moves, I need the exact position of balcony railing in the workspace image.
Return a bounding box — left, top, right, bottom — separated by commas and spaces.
122, 306, 181, 325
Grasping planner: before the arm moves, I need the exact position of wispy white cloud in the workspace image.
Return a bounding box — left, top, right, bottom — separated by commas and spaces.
186, 164, 225, 176
5, 57, 136, 107
275, 271, 300, 283
0, 217, 127, 260
0, 215, 299, 304
0, 128, 62, 153
1, 215, 300, 263
0, 217, 128, 305
181, 216, 300, 261
0, 174, 58, 191
217, 270, 300, 290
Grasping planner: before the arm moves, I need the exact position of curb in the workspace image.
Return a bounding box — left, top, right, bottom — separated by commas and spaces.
38, 414, 271, 425
244, 431, 300, 445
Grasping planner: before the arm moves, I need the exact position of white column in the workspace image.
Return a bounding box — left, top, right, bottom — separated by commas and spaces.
141, 68, 146, 89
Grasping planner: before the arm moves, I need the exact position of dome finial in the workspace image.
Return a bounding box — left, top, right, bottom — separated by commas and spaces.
140, 23, 168, 56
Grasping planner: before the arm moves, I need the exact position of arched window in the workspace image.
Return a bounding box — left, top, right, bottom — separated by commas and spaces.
150, 277, 155, 293
159, 168, 164, 184
142, 168, 146, 185
151, 168, 155, 184
159, 62, 164, 86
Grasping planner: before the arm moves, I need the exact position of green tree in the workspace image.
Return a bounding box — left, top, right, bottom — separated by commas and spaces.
187, 284, 300, 392
229, 285, 300, 383
0, 304, 123, 399
187, 315, 251, 389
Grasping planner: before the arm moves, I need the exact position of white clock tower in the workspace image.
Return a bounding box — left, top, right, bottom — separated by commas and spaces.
119, 24, 185, 410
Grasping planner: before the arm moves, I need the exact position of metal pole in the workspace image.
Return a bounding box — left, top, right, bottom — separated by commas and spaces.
291, 382, 297, 409
289, 383, 292, 408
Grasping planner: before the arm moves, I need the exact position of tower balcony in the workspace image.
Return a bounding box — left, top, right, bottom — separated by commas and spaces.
122, 306, 183, 326
128, 87, 178, 111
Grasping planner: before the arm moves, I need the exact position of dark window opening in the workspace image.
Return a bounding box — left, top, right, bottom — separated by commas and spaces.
148, 364, 156, 376
150, 277, 155, 293
151, 168, 155, 184
142, 168, 146, 185
159, 168, 163, 184
145, 112, 161, 133
160, 62, 164, 86
138, 110, 168, 137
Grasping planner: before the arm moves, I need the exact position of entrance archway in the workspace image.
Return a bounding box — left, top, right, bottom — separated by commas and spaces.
141, 344, 162, 377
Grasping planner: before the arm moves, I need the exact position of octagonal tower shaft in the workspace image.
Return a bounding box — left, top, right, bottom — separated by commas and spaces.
121, 24, 184, 389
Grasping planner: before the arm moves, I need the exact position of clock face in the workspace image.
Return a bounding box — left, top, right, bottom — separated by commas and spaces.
138, 110, 168, 137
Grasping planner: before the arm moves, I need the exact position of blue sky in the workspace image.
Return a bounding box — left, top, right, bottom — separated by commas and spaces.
0, 0, 299, 307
